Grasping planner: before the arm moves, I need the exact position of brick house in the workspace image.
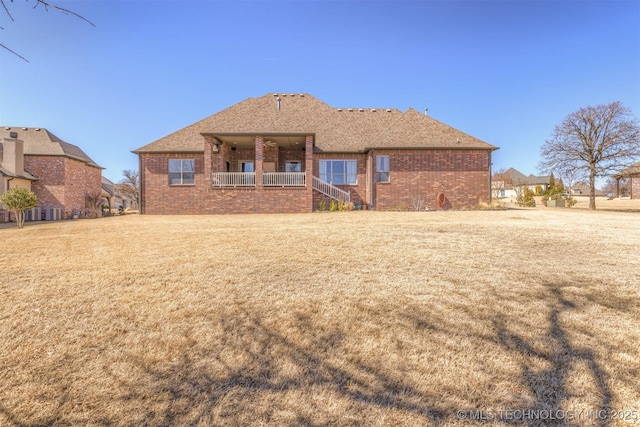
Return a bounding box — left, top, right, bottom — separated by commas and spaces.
615, 161, 640, 199
133, 94, 497, 214
0, 127, 103, 220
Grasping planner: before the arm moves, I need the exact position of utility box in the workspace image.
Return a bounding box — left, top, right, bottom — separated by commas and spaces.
547, 199, 565, 208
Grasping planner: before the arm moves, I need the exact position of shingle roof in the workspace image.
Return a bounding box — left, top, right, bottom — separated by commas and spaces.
501, 167, 550, 185
0, 127, 102, 168
134, 94, 497, 153
616, 161, 640, 177
0, 165, 38, 181
101, 176, 116, 196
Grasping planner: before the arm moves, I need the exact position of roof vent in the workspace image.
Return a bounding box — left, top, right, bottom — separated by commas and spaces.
372, 109, 377, 112
386, 109, 392, 112
424, 107, 429, 116
337, 108, 342, 112
273, 93, 279, 97
358, 108, 364, 112
9, 131, 18, 138
22, 127, 28, 130
289, 93, 294, 97
299, 94, 305, 97
348, 108, 353, 112
4, 127, 10, 130
35, 128, 41, 131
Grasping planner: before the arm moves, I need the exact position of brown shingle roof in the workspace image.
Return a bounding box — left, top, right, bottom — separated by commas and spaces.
134, 94, 497, 153
616, 161, 640, 177
0, 127, 102, 168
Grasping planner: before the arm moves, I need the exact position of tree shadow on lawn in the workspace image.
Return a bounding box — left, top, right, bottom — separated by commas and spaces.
105, 309, 446, 426
0, 285, 619, 426
488, 285, 613, 427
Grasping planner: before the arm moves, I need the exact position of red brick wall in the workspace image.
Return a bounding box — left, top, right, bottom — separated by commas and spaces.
313, 153, 368, 209
631, 175, 639, 199
24, 156, 102, 218
140, 148, 492, 214
373, 149, 491, 210
139, 153, 206, 214
64, 158, 102, 218
206, 187, 311, 214
25, 156, 66, 208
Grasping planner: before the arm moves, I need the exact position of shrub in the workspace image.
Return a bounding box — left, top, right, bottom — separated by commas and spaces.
343, 202, 354, 211
0, 187, 37, 228
329, 200, 337, 212
516, 187, 536, 207
318, 199, 326, 211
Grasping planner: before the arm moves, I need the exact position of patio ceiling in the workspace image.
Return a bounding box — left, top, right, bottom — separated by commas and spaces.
204, 133, 308, 150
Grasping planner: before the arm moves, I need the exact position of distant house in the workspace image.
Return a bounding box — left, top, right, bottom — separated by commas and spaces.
492, 167, 550, 198
133, 93, 498, 214
0, 127, 103, 220
614, 161, 640, 199
569, 182, 604, 197
102, 176, 139, 213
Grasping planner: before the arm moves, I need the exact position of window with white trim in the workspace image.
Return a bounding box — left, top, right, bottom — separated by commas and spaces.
376, 156, 390, 182
319, 160, 357, 184
169, 159, 195, 185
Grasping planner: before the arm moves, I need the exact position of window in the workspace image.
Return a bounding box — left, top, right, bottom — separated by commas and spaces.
376, 156, 390, 182
239, 161, 254, 172
169, 159, 195, 185
319, 160, 357, 184
285, 161, 302, 172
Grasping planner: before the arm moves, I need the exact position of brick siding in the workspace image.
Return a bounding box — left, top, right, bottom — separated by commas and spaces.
373, 149, 491, 210
24, 155, 102, 219
631, 175, 639, 199
140, 148, 491, 214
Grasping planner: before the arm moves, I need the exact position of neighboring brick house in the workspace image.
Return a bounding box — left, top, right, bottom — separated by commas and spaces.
0, 127, 103, 220
133, 93, 497, 214
615, 161, 640, 199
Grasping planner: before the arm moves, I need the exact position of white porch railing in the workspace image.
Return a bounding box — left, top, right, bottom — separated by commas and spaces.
212, 172, 255, 187
312, 176, 351, 203
263, 172, 306, 187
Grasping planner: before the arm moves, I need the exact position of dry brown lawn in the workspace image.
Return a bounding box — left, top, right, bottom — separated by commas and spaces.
1, 210, 639, 426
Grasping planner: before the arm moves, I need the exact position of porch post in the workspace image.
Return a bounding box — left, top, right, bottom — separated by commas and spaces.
305, 135, 313, 187
255, 135, 264, 188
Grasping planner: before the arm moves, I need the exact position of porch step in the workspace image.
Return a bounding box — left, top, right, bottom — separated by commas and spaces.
312, 176, 350, 203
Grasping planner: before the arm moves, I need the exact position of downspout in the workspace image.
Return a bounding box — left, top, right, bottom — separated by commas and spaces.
488, 150, 493, 203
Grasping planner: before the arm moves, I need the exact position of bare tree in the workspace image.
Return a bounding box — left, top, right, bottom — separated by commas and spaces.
539, 102, 640, 210
118, 169, 140, 209
1, 0, 94, 62
491, 167, 508, 199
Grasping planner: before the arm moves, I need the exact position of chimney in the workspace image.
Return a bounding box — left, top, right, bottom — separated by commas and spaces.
2, 136, 25, 176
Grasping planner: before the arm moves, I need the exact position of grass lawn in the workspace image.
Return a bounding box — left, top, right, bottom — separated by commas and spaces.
1, 210, 639, 426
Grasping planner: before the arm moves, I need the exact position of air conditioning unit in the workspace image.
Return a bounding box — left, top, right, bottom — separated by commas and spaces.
45, 207, 62, 221
25, 207, 42, 221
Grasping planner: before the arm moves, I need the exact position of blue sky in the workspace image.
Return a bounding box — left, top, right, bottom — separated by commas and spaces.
1, 0, 638, 184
